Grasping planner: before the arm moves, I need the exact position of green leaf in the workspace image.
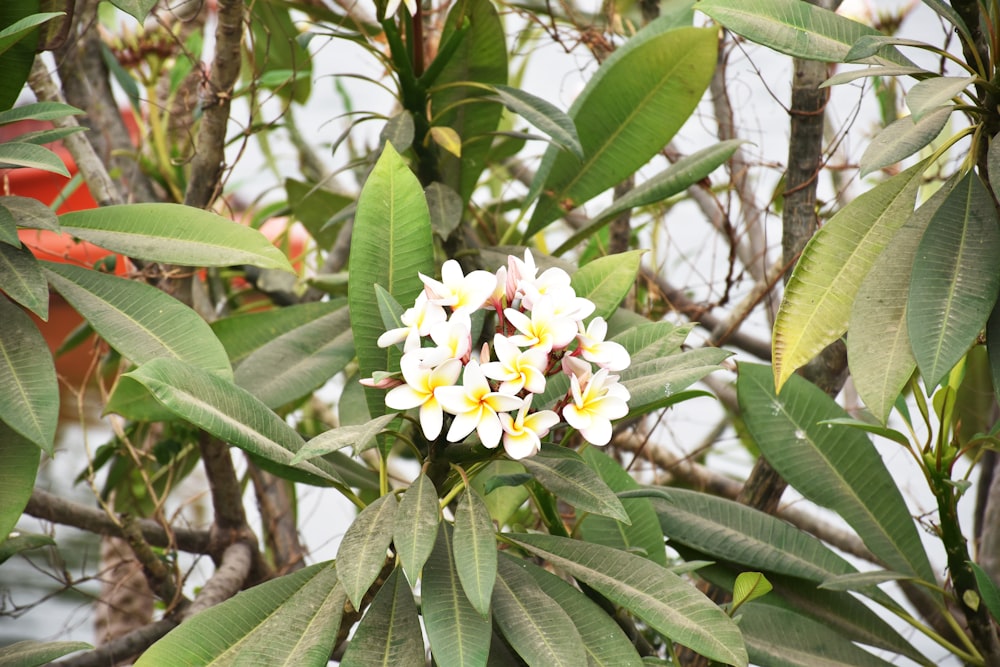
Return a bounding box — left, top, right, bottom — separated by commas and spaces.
0, 195, 59, 231
739, 603, 897, 667
430, 0, 507, 202
555, 140, 744, 256
0, 12, 64, 57
248, 1, 312, 104
454, 488, 497, 617
579, 448, 666, 565
569, 250, 643, 321
816, 418, 910, 447
10, 126, 87, 146
508, 533, 748, 667
0, 142, 70, 177
284, 178, 351, 248
737, 362, 935, 583
291, 414, 397, 463
620, 347, 731, 417
611, 320, 692, 364
521, 448, 630, 523
425, 182, 464, 240
0, 206, 18, 246
990, 137, 1000, 201
521, 558, 644, 667
906, 76, 975, 120
733, 572, 772, 609
57, 204, 294, 271
211, 301, 341, 366
348, 143, 435, 420
969, 561, 1000, 623
0, 295, 57, 453
0, 242, 47, 318
0, 532, 54, 565
43, 262, 232, 378
231, 303, 353, 409
772, 163, 923, 392
0, 640, 91, 666
393, 473, 439, 585
120, 358, 344, 485
492, 84, 582, 160
819, 570, 911, 591
341, 568, 423, 667
108, 0, 157, 22
526, 25, 717, 237
337, 493, 398, 608
908, 171, 1000, 389
423, 524, 492, 667
859, 106, 952, 176
472, 460, 530, 527
0, 421, 39, 548
492, 553, 586, 667
695, 0, 912, 65
136, 562, 344, 667
820, 65, 930, 88
849, 178, 949, 422
0, 3, 40, 111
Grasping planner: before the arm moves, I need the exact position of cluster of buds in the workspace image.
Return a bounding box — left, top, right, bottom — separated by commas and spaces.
368, 251, 631, 460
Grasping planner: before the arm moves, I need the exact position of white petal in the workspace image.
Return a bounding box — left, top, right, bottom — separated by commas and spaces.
582, 419, 613, 446
420, 399, 444, 439
385, 385, 426, 410
503, 430, 539, 460
448, 410, 480, 442
477, 412, 503, 448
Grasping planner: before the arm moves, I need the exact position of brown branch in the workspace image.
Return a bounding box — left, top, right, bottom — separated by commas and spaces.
52, 617, 178, 667
181, 542, 254, 619
25, 488, 210, 554
27, 58, 122, 207
119, 515, 187, 613
248, 463, 306, 575
183, 0, 245, 208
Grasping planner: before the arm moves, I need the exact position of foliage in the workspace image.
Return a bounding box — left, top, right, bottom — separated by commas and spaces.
4, 0, 1000, 666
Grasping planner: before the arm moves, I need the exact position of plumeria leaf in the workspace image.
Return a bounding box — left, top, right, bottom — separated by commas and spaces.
290, 414, 398, 463
906, 76, 975, 121
819, 570, 912, 592
394, 473, 440, 585
733, 571, 773, 608
0, 143, 69, 177
0, 532, 54, 565
336, 493, 398, 608
340, 568, 423, 667
620, 347, 731, 416
0, 242, 47, 319
611, 321, 693, 364
0, 295, 57, 453
454, 488, 497, 617
570, 250, 643, 321
0, 196, 59, 231
0, 421, 39, 549
969, 561, 1000, 622
422, 524, 492, 667
859, 106, 951, 176
521, 448, 630, 523
492, 84, 582, 160
0, 641, 92, 666
493, 553, 586, 667
374, 283, 406, 335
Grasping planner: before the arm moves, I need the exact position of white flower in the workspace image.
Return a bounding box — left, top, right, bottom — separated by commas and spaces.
377, 292, 447, 352
504, 295, 578, 352
577, 317, 630, 371
385, 355, 462, 440
436, 360, 523, 448
415, 316, 472, 368
420, 259, 496, 317
383, 0, 417, 17
562, 368, 630, 446
499, 395, 559, 459
481, 334, 549, 394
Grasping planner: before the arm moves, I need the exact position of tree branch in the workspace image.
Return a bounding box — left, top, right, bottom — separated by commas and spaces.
25, 488, 210, 554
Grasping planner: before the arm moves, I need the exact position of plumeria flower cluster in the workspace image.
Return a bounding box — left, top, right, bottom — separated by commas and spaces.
367, 251, 631, 460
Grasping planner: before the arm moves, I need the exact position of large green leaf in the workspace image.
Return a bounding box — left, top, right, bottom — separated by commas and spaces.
859, 106, 952, 177
619, 347, 730, 416
393, 473, 439, 585
429, 0, 507, 202
0, 195, 59, 231
525, 25, 717, 237
211, 301, 340, 366
849, 179, 948, 422
737, 363, 935, 583
340, 568, 423, 667
695, 0, 912, 65
521, 448, 629, 523
0, 640, 92, 667
336, 493, 398, 608
493, 553, 586, 667
0, 242, 47, 318
739, 603, 897, 667
43, 263, 232, 379
554, 141, 744, 256
772, 163, 923, 392
569, 250, 643, 321
0, 421, 39, 547
348, 143, 435, 419
0, 2, 40, 111
0, 142, 69, 177
0, 12, 64, 58
508, 533, 748, 667
578, 448, 666, 565
230, 303, 353, 409
521, 558, 644, 667
492, 84, 582, 160
422, 524, 492, 667
136, 562, 344, 667
291, 414, 398, 463
0, 295, 57, 453
625, 487, 929, 663
57, 204, 294, 271
454, 488, 497, 617
0, 102, 83, 126
908, 171, 1000, 389
120, 358, 343, 485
